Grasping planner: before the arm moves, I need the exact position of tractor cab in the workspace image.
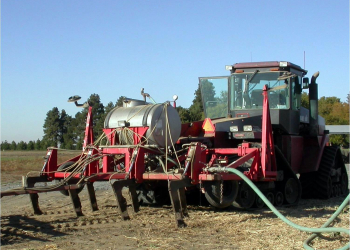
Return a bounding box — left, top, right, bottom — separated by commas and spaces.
199, 61, 309, 135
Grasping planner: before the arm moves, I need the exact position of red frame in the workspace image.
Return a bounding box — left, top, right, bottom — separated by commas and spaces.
37, 85, 280, 188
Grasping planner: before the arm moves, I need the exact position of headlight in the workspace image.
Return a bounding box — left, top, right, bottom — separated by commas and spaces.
243, 125, 252, 132
279, 61, 288, 67
230, 126, 238, 132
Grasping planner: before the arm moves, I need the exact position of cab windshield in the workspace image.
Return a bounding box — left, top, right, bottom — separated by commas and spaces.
199, 71, 302, 119
231, 72, 289, 110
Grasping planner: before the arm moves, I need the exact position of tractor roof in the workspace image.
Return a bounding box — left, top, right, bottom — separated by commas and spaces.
232, 61, 308, 76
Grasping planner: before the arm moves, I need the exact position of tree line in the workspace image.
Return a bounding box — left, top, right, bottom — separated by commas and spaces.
1, 86, 349, 150
1, 94, 126, 150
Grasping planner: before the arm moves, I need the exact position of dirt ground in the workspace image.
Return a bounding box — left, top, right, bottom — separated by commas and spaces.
1, 151, 349, 249
1, 184, 349, 250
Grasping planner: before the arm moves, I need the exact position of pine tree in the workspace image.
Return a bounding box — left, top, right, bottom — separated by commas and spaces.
116, 96, 126, 107
1, 140, 10, 150
73, 94, 105, 149
59, 109, 76, 149
176, 106, 192, 123
27, 141, 35, 150
88, 94, 105, 141
73, 111, 86, 150
10, 141, 17, 150
17, 141, 27, 150
42, 107, 61, 147
34, 139, 42, 150
188, 83, 206, 121
105, 101, 116, 114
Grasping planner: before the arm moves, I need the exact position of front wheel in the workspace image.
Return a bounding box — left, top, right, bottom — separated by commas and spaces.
233, 181, 256, 209
204, 180, 239, 208
284, 177, 301, 205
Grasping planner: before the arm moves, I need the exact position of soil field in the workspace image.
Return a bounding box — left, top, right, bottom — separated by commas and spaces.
1, 150, 80, 184
1, 151, 349, 250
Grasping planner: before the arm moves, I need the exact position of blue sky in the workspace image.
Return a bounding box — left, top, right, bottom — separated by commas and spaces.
1, 0, 349, 142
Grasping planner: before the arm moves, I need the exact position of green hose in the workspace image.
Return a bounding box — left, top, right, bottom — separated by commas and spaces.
208, 167, 350, 250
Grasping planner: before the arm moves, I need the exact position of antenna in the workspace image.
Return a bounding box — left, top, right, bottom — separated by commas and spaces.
304, 51, 305, 69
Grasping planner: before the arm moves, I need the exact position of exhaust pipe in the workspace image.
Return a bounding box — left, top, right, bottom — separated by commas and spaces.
309, 71, 320, 136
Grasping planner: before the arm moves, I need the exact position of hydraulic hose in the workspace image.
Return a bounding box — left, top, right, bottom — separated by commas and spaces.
208, 167, 350, 250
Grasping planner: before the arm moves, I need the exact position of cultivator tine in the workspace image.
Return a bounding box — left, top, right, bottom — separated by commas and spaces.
168, 179, 190, 228
86, 182, 98, 211
29, 193, 43, 215
25, 176, 47, 215
68, 189, 84, 217
111, 180, 139, 220
127, 181, 140, 213
178, 188, 189, 217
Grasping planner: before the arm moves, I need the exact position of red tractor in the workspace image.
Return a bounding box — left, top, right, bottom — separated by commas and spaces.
2, 61, 348, 227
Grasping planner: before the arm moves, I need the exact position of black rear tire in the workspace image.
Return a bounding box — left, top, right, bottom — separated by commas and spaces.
340, 172, 349, 195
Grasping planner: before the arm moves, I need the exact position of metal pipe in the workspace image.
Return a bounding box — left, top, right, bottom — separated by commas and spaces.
309, 71, 320, 136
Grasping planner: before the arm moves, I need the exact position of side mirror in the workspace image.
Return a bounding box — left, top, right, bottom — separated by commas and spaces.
302, 77, 309, 89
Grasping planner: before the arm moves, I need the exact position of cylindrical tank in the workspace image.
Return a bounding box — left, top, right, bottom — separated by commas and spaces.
104, 103, 181, 147
122, 98, 148, 108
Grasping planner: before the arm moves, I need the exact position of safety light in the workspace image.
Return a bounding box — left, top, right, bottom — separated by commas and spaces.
230, 126, 238, 132
243, 125, 252, 132
279, 62, 288, 67
225, 65, 233, 71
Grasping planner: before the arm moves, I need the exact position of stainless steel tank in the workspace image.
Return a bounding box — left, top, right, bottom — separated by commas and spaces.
104, 103, 181, 147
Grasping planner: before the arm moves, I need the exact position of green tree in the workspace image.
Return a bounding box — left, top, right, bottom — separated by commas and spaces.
105, 101, 116, 114
10, 141, 17, 150
318, 97, 348, 125
17, 141, 27, 150
188, 83, 205, 121
73, 94, 105, 149
1, 140, 11, 150
176, 106, 192, 123
73, 111, 87, 150
301, 92, 309, 108
34, 139, 42, 150
59, 109, 76, 149
42, 107, 61, 147
201, 80, 216, 104
88, 94, 105, 140
318, 96, 349, 146
102, 101, 116, 125
27, 140, 35, 150
116, 96, 126, 107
